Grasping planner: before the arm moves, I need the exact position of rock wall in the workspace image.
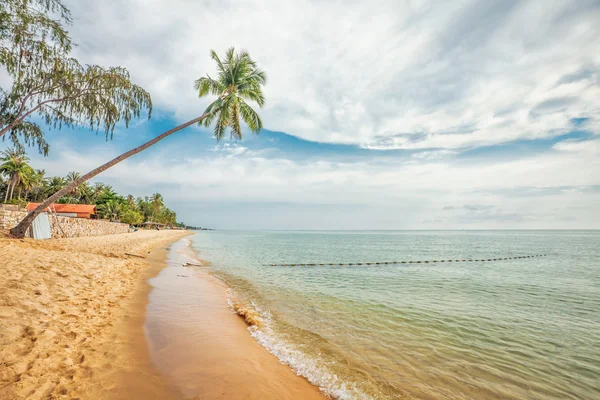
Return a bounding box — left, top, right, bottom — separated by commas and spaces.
0, 205, 129, 238
0, 205, 27, 231
49, 215, 129, 238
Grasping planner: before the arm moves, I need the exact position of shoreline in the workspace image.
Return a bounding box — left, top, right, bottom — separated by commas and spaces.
143, 237, 326, 399
110, 240, 185, 399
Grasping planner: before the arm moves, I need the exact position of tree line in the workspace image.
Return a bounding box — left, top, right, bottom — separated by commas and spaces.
1, 147, 179, 226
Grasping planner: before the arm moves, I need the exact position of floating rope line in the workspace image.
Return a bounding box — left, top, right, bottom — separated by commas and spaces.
268, 254, 548, 267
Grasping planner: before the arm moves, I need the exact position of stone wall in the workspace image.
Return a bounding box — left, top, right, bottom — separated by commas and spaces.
49, 215, 129, 238
0, 204, 129, 238
0, 205, 27, 231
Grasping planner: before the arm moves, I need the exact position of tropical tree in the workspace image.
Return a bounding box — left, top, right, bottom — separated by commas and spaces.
43, 176, 65, 197
97, 199, 121, 221
126, 194, 135, 209
149, 192, 163, 221
0, 147, 33, 202
119, 208, 144, 225
11, 47, 266, 237
61, 171, 81, 202
23, 168, 45, 201
95, 184, 119, 206
76, 181, 93, 203
0, 1, 152, 155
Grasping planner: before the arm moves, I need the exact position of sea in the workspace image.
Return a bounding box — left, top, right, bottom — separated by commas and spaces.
187, 230, 599, 400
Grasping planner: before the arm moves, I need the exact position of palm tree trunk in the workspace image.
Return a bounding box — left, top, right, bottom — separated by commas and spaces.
9, 180, 16, 201
10, 113, 208, 238
3, 183, 9, 202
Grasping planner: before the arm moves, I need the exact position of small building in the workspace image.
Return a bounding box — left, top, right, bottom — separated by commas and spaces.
142, 221, 166, 229
26, 203, 97, 219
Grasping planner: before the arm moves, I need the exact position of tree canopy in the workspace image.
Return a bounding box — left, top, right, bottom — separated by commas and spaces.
195, 48, 266, 140
0, 149, 182, 226
0, 0, 152, 155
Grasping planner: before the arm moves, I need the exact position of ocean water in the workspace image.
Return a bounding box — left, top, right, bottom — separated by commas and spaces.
189, 230, 600, 400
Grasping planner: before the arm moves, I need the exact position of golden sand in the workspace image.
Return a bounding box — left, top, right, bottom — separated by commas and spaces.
0, 230, 325, 400
0, 230, 189, 399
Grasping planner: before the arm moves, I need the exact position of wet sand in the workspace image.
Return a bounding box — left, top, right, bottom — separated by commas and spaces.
145, 238, 326, 400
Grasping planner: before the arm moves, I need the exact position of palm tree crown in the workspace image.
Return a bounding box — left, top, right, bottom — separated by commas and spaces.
195, 48, 266, 140
1, 147, 34, 202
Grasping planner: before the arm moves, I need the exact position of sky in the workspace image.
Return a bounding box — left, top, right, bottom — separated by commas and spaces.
4, 0, 600, 229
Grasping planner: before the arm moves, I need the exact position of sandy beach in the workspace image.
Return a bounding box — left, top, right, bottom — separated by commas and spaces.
0, 230, 189, 399
0, 230, 324, 400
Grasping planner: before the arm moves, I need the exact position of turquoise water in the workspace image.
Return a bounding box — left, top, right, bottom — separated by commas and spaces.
190, 230, 600, 399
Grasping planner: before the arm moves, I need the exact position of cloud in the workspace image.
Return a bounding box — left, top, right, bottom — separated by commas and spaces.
62, 0, 600, 150
27, 133, 600, 228
5, 1, 600, 229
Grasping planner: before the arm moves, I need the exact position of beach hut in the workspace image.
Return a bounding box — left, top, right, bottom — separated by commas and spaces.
142, 221, 166, 230
26, 203, 97, 219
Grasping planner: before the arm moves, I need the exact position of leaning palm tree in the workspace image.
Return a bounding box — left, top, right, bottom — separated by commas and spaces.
11, 48, 266, 237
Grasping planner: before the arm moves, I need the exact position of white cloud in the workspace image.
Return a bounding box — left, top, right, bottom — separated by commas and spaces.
63, 0, 600, 150
29, 137, 600, 229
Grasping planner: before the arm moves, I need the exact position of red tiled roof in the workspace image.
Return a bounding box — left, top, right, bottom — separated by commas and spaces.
26, 203, 97, 214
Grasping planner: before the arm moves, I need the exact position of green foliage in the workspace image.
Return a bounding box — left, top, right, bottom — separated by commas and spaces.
0, 0, 72, 76
0, 0, 152, 154
0, 146, 35, 201
119, 208, 144, 225
195, 48, 266, 140
0, 149, 182, 226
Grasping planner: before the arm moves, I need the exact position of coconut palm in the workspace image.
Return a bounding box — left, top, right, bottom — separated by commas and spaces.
24, 169, 45, 201
11, 48, 266, 237
126, 194, 136, 209
98, 199, 121, 221
0, 147, 34, 202
63, 171, 81, 203
149, 192, 164, 221
44, 176, 66, 197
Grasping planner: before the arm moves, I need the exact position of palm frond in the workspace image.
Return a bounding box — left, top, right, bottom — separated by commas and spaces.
195, 76, 224, 97
196, 47, 266, 141
229, 99, 242, 140
214, 96, 233, 140
210, 50, 226, 74
239, 100, 263, 133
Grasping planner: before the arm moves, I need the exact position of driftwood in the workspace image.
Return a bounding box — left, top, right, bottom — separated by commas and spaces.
125, 253, 145, 258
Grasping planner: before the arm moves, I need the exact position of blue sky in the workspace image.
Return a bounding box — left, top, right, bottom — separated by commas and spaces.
2, 0, 600, 229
